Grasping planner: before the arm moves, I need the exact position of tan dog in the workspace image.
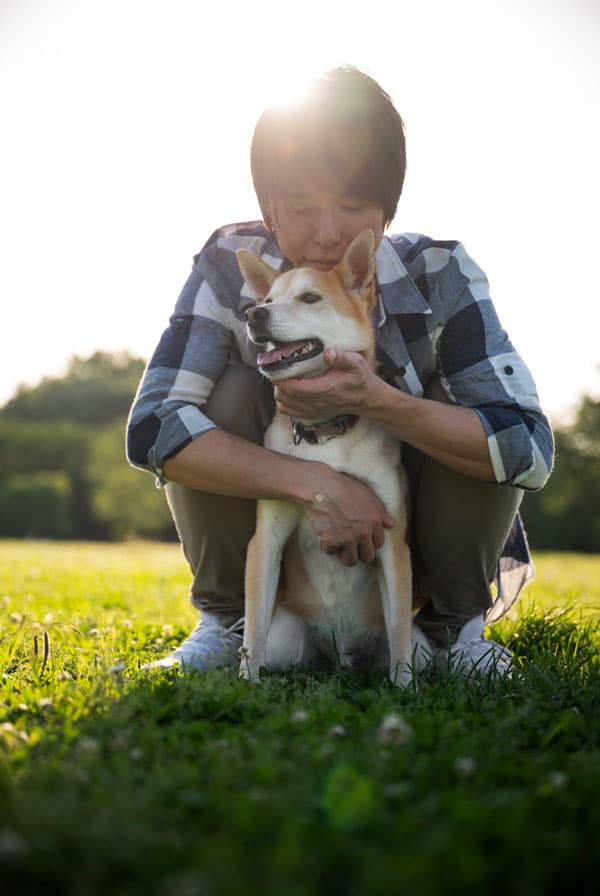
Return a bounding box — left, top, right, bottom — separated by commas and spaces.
236, 230, 413, 687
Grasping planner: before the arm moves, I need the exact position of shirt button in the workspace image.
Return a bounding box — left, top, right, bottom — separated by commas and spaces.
397, 365, 406, 376
504, 365, 514, 375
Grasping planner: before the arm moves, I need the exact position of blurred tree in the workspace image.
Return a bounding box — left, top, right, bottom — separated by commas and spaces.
522, 395, 600, 552
0, 351, 175, 540
2, 351, 145, 424
86, 422, 175, 540
0, 420, 97, 538
0, 472, 72, 538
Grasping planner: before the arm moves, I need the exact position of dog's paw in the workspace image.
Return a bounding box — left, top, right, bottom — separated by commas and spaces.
238, 646, 262, 683
238, 663, 262, 683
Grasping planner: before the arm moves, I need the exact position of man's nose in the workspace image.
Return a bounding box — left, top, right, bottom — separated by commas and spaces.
314, 209, 342, 246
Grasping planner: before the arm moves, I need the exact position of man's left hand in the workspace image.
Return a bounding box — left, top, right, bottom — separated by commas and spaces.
273, 348, 374, 419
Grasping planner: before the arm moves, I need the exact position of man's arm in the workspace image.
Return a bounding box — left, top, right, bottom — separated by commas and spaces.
163, 429, 395, 566
273, 349, 495, 481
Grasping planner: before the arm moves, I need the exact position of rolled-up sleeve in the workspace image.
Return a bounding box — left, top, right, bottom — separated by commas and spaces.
126, 250, 236, 483
436, 243, 554, 490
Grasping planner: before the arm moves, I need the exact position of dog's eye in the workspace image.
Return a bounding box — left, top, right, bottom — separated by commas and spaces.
298, 291, 321, 305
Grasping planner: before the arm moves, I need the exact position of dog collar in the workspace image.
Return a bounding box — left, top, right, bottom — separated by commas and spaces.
291, 414, 358, 446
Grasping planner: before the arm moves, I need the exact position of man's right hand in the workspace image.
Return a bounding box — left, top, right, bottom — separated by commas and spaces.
303, 468, 395, 566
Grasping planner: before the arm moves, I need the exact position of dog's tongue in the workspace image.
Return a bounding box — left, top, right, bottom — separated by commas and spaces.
257, 341, 307, 367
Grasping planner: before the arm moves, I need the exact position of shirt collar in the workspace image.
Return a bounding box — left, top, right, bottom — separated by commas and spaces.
263, 232, 431, 320
374, 237, 432, 322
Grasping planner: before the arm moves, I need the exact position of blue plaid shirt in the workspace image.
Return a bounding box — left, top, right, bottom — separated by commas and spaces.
127, 220, 553, 490
126, 222, 554, 619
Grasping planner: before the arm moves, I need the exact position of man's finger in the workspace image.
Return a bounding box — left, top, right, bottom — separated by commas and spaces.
372, 525, 386, 551
338, 546, 359, 567
357, 538, 376, 564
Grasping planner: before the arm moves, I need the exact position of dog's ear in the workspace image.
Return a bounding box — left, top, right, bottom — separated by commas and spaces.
338, 230, 376, 304
236, 249, 278, 300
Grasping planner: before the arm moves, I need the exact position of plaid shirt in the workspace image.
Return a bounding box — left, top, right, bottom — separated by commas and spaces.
126, 221, 554, 618
127, 220, 553, 489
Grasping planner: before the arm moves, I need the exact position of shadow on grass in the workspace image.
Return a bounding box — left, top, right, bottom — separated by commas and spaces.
1, 609, 599, 896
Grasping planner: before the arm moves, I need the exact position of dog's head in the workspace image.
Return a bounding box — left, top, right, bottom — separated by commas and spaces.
236, 229, 378, 382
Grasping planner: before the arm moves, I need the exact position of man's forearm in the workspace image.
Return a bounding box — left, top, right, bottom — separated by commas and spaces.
366, 378, 495, 481
162, 428, 324, 504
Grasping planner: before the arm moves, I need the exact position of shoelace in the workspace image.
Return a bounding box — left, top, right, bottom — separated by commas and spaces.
179, 615, 244, 650
222, 617, 245, 643
449, 637, 512, 672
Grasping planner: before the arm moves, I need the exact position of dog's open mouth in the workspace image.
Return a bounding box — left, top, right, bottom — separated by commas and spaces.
256, 339, 324, 371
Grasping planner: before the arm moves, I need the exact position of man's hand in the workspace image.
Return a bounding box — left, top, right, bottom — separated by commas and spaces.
304, 466, 394, 566
274, 348, 376, 420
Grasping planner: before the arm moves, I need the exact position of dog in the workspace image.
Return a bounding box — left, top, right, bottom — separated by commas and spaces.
235, 229, 413, 687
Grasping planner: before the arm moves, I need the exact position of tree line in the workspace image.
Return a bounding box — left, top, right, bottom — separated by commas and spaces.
0, 351, 598, 549
0, 352, 174, 541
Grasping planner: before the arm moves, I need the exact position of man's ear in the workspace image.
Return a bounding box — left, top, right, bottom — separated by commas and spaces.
338, 229, 376, 300
236, 249, 278, 300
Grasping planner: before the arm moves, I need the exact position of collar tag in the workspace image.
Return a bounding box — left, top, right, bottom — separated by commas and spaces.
291, 415, 358, 446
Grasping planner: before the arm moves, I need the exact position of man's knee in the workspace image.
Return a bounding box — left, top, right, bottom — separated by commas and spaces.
411, 456, 522, 578
205, 363, 274, 444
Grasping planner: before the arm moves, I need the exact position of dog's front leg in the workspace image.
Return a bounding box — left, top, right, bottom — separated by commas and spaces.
240, 499, 298, 682
377, 529, 413, 688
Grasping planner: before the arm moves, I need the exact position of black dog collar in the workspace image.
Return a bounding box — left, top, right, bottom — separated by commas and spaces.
291, 414, 358, 446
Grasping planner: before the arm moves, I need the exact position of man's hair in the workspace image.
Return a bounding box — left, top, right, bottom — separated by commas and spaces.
251, 66, 406, 227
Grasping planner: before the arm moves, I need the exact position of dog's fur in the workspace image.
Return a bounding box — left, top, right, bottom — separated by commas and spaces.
236, 230, 413, 687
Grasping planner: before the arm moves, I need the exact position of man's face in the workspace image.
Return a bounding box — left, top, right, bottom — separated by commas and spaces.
270, 182, 386, 270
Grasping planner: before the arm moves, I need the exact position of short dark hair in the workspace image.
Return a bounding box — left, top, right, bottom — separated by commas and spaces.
251, 66, 406, 227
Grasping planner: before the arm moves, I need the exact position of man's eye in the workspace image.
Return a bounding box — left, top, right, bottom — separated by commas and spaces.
286, 202, 313, 216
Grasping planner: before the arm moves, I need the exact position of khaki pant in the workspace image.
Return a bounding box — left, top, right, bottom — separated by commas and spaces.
166, 364, 522, 648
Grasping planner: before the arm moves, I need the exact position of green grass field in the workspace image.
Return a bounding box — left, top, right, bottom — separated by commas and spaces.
1, 541, 599, 895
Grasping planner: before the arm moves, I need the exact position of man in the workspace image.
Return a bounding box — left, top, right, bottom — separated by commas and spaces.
127, 67, 554, 677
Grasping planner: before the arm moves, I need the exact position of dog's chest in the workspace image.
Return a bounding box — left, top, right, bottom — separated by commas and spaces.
264, 414, 402, 505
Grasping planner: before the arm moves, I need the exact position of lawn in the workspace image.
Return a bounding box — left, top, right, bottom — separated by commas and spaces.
0, 541, 599, 895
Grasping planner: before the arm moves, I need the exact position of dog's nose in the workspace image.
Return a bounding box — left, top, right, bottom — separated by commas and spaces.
245, 305, 270, 324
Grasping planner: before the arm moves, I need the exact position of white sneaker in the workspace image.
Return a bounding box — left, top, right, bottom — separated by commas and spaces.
411, 623, 435, 673
144, 614, 244, 672
440, 615, 513, 678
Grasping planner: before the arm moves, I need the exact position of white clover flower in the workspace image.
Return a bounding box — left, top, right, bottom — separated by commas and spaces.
291, 708, 309, 723
454, 756, 477, 776
377, 713, 413, 746
328, 724, 347, 738
77, 736, 100, 754
0, 723, 28, 743
547, 771, 568, 789
0, 830, 28, 857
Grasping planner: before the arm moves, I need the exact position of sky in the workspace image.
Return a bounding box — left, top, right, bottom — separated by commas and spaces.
1, 0, 599, 422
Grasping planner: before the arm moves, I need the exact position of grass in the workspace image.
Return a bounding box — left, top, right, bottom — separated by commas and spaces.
0, 540, 599, 895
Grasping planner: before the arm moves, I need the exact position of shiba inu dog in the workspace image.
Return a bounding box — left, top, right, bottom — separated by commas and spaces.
236, 229, 413, 687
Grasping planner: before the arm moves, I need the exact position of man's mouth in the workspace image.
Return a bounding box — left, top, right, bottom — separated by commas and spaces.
304, 258, 341, 271
256, 339, 324, 371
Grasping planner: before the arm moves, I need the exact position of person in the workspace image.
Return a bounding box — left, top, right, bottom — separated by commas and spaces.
126, 66, 554, 678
